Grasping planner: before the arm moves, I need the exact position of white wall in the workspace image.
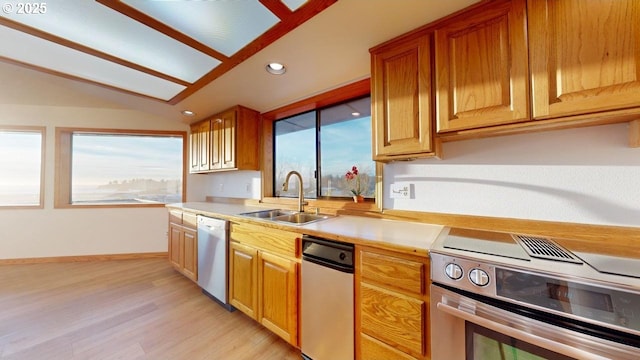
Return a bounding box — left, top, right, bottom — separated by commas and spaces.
0, 104, 194, 260
198, 170, 262, 200
383, 123, 640, 228
3, 102, 637, 260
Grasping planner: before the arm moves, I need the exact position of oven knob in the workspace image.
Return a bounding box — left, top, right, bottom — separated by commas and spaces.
469, 268, 490, 287
445, 263, 463, 280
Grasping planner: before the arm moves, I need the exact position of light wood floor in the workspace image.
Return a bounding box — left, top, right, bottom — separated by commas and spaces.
0, 258, 301, 359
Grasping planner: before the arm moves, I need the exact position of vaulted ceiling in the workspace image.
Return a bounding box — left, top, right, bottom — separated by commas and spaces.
0, 0, 479, 123
0, 0, 335, 103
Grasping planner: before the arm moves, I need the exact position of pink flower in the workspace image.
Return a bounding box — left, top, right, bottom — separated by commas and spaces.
345, 165, 363, 196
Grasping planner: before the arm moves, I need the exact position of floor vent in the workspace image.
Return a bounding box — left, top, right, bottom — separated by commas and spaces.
513, 235, 583, 264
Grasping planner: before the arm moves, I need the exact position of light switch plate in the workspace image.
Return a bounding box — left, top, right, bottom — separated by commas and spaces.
390, 182, 411, 199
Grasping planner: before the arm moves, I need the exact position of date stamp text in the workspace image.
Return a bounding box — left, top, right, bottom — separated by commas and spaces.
2, 2, 47, 14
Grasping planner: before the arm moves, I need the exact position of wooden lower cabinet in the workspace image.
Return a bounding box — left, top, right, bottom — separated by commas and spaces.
228, 223, 300, 347
168, 210, 197, 282
258, 251, 298, 344
229, 241, 259, 319
356, 246, 430, 360
361, 333, 419, 360
169, 224, 182, 269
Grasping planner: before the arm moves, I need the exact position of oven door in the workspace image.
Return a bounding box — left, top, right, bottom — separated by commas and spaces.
430, 284, 639, 360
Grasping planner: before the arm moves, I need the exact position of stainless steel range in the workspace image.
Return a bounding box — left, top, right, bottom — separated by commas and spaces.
430, 227, 640, 360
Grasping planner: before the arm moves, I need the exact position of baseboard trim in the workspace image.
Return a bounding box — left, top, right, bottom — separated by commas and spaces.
0, 252, 168, 265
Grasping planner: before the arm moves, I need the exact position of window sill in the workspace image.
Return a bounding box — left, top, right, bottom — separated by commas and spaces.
260, 197, 380, 216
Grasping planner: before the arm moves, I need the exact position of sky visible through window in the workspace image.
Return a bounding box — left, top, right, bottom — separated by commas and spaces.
71, 133, 183, 204
0, 130, 42, 206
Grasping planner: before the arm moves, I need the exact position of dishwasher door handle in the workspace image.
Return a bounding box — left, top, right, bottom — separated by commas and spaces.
302, 255, 354, 273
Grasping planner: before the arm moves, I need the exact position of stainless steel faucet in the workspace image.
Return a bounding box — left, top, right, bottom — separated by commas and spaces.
282, 170, 308, 212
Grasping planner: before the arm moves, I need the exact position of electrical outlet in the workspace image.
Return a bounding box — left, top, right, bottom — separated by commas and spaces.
218, 183, 224, 192
245, 183, 251, 193
390, 182, 411, 199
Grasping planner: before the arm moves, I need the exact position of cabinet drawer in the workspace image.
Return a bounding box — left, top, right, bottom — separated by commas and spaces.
168, 209, 182, 224
182, 212, 197, 229
360, 250, 425, 295
361, 333, 419, 360
360, 283, 426, 357
231, 223, 300, 258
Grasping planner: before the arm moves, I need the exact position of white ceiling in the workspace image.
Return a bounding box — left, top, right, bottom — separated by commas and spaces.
0, 0, 479, 124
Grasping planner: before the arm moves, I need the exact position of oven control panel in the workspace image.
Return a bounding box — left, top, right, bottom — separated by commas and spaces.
431, 253, 497, 297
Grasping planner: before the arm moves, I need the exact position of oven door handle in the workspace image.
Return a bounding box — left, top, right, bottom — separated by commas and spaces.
436, 302, 609, 360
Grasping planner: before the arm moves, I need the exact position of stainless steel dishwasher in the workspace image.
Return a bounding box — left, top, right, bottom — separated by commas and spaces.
196, 215, 233, 311
301, 235, 354, 360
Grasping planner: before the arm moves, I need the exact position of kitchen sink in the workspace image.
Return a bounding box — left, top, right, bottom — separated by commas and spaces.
239, 209, 296, 219
238, 209, 333, 225
271, 213, 333, 225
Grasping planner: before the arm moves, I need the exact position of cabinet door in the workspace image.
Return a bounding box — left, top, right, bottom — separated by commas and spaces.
210, 110, 237, 170
371, 35, 433, 159
220, 110, 237, 170
182, 227, 198, 282
189, 120, 211, 173
258, 251, 298, 346
529, 0, 640, 119
210, 117, 223, 170
168, 223, 183, 270
189, 125, 200, 173
229, 241, 258, 319
435, 0, 529, 132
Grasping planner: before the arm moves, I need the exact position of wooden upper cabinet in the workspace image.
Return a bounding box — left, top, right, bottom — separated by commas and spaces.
210, 111, 237, 171
528, 0, 640, 119
435, 0, 530, 133
189, 120, 210, 172
189, 105, 260, 173
371, 34, 434, 160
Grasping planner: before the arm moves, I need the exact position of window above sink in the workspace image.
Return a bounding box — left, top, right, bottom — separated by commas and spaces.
273, 95, 375, 201
260, 79, 381, 214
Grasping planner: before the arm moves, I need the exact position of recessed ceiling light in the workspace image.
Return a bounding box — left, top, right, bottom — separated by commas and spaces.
351, 112, 361, 117
182, 110, 196, 116
266, 62, 286, 75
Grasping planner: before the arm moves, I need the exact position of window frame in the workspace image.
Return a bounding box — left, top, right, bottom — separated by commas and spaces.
273, 95, 375, 200
54, 127, 187, 209
260, 79, 382, 211
0, 125, 46, 209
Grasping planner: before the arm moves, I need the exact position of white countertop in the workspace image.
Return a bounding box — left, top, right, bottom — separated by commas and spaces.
167, 202, 445, 255
300, 215, 444, 253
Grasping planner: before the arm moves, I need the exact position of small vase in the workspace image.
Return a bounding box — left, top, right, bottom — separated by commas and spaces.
353, 195, 364, 203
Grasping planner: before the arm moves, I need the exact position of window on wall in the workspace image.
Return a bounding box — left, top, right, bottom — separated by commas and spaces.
55, 129, 186, 207
0, 127, 45, 208
274, 96, 375, 199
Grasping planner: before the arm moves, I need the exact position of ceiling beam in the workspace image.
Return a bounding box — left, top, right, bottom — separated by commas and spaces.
259, 0, 294, 20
